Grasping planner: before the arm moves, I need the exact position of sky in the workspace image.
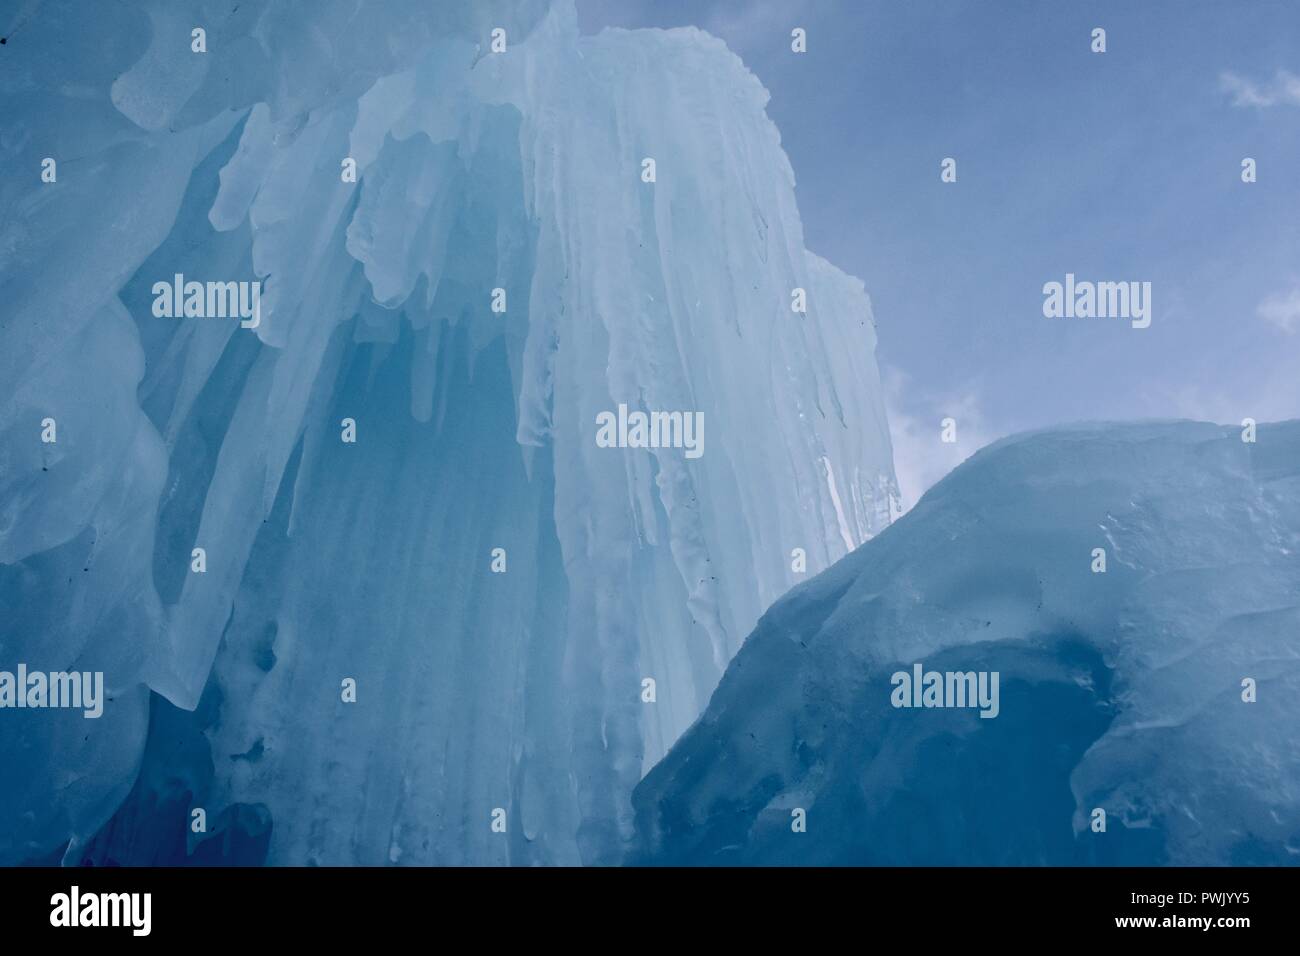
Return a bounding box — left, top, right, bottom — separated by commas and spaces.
576, 0, 1300, 505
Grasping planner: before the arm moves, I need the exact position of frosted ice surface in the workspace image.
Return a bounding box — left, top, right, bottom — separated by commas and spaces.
1, 0, 896, 864
633, 422, 1300, 866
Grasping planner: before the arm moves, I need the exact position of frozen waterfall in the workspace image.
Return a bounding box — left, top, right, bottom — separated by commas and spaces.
0, 0, 897, 865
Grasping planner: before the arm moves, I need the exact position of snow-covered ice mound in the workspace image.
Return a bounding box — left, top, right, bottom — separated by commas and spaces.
633, 421, 1300, 865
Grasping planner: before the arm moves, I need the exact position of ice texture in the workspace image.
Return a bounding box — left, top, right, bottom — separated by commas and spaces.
633, 421, 1300, 866
0, 1, 896, 864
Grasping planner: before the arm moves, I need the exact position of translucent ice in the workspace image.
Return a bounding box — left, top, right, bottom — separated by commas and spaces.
0, 0, 896, 865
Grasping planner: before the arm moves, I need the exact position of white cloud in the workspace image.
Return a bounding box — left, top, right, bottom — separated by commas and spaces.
883, 367, 1000, 514
1157, 365, 1300, 427
1257, 288, 1300, 334
1220, 69, 1300, 108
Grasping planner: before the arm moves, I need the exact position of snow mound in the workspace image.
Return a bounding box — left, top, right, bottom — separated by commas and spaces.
633, 421, 1300, 866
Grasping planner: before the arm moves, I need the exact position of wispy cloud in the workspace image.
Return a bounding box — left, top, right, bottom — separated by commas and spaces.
1257, 287, 1300, 334
1220, 69, 1300, 108
1157, 360, 1300, 426
883, 367, 1000, 514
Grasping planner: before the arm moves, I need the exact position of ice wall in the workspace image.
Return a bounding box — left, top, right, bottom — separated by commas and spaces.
0, 1, 896, 865
633, 421, 1300, 866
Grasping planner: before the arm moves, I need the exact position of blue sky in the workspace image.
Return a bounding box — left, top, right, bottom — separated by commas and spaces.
577, 0, 1300, 504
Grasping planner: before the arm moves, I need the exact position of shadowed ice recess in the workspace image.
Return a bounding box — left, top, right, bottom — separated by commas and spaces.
1, 0, 895, 865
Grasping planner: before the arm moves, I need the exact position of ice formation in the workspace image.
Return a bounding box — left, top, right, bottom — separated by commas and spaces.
0, 1, 896, 865
633, 421, 1300, 866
